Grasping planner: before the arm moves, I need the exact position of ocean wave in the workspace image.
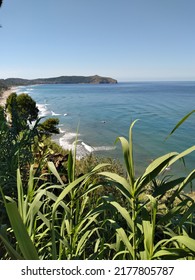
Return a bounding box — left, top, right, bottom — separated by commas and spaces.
59, 128, 66, 133
25, 88, 34, 93
59, 132, 83, 158
37, 103, 50, 117
59, 133, 115, 160
81, 142, 94, 153
81, 141, 115, 153
93, 146, 116, 152
51, 111, 61, 116
16, 86, 34, 94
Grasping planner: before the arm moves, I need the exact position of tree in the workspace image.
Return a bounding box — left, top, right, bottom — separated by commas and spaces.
0, 105, 6, 126
39, 118, 60, 135
17, 93, 39, 123
6, 93, 39, 133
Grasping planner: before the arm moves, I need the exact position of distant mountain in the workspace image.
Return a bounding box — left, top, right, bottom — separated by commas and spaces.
2, 75, 117, 87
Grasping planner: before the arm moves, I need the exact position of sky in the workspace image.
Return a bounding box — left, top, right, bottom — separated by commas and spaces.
0, 0, 195, 82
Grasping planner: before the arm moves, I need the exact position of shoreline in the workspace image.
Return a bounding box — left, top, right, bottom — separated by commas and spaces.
0, 87, 17, 106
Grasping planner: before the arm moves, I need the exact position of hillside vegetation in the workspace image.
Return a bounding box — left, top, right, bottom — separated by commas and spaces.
1, 75, 117, 87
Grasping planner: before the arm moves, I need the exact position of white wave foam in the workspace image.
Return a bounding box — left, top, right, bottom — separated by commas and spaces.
59, 132, 79, 148
59, 128, 66, 133
81, 141, 115, 153
24, 88, 34, 93
59, 132, 84, 158
37, 103, 50, 117
81, 142, 94, 153
59, 133, 115, 159
93, 146, 115, 152
51, 111, 61, 116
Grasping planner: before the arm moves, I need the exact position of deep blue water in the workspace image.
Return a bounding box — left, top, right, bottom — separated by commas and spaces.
16, 81, 195, 179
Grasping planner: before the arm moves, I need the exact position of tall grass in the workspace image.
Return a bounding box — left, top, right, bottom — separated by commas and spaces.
98, 121, 195, 259
0, 155, 109, 259
0, 121, 195, 260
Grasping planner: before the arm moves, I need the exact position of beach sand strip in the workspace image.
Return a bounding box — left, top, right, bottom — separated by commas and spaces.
0, 88, 15, 106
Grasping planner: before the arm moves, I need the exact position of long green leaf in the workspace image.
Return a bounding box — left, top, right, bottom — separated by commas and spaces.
99, 171, 132, 199
17, 168, 24, 219
178, 202, 195, 227
110, 221, 134, 258
153, 177, 185, 198
75, 230, 91, 255
27, 164, 35, 201
91, 163, 110, 172
167, 110, 195, 139
142, 220, 153, 259
170, 236, 195, 252
128, 119, 138, 187
115, 136, 130, 176
104, 196, 133, 230
142, 152, 178, 178
169, 169, 195, 202
52, 174, 88, 214
5, 201, 39, 259
0, 232, 24, 260
48, 161, 64, 185
142, 196, 157, 259
168, 146, 195, 168
136, 152, 178, 193
158, 200, 188, 225
152, 248, 192, 259
67, 150, 73, 183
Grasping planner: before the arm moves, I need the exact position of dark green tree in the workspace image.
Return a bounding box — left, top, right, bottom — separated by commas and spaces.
39, 118, 60, 135
0, 105, 6, 127
17, 93, 39, 123
6, 93, 39, 134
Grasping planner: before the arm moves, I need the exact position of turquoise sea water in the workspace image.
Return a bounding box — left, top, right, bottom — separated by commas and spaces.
16, 81, 195, 178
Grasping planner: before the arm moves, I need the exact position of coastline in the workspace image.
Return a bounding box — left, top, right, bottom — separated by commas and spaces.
0, 87, 16, 106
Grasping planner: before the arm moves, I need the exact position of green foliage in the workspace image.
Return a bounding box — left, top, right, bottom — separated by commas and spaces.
0, 161, 109, 259
167, 109, 195, 139
0, 105, 7, 129
6, 93, 39, 133
1, 120, 195, 260
0, 93, 61, 196
38, 118, 60, 134
17, 93, 39, 123
97, 121, 195, 260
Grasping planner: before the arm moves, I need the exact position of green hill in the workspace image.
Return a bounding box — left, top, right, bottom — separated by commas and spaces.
2, 75, 117, 87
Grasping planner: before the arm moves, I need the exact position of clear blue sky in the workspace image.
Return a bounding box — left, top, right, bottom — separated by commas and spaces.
0, 0, 195, 81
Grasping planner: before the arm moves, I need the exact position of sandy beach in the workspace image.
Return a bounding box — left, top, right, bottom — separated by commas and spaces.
0, 88, 16, 106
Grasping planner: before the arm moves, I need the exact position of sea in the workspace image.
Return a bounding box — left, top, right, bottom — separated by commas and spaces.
16, 81, 195, 181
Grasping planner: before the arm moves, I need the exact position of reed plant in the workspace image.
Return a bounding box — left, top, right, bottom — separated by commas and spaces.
97, 120, 195, 259
0, 150, 109, 259
0, 120, 195, 260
